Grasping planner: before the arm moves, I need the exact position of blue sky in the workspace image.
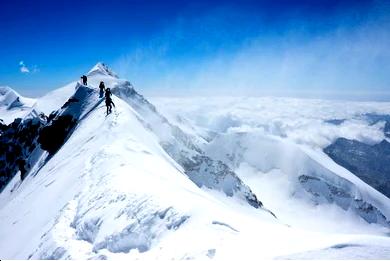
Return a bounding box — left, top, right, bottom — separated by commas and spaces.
0, 0, 389, 100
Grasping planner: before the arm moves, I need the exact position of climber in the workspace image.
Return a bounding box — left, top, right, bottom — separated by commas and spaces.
99, 81, 106, 98
17, 158, 27, 181
105, 88, 115, 115
105, 87, 112, 98
81, 75, 87, 85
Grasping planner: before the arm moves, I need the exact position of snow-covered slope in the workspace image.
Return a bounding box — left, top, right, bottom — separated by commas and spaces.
0, 64, 272, 259
0, 86, 36, 124
1, 65, 390, 259
34, 82, 77, 116
86, 63, 263, 208
151, 96, 390, 257
205, 131, 390, 230
2, 88, 244, 259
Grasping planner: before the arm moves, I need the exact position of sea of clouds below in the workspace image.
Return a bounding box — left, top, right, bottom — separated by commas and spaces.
150, 96, 390, 149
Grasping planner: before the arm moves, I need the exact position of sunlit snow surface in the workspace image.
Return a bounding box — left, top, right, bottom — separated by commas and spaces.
0, 86, 36, 124
151, 96, 390, 258
1, 67, 390, 259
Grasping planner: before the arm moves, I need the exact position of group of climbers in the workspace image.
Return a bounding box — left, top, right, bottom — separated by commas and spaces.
99, 81, 115, 115
10, 74, 117, 183
80, 75, 115, 115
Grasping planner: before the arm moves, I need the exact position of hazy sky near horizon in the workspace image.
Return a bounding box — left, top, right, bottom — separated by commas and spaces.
0, 0, 389, 100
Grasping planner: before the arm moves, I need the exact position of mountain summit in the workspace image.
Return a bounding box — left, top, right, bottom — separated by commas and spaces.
87, 62, 118, 78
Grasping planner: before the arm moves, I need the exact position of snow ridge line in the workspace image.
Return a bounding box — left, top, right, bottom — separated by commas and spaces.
29, 107, 192, 258
28, 150, 100, 259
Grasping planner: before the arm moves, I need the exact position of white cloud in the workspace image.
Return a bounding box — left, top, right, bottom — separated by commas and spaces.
151, 96, 390, 149
19, 61, 30, 73
19, 61, 39, 74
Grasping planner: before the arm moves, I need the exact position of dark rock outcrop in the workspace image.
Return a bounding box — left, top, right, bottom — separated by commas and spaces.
324, 138, 390, 198
38, 115, 77, 155
299, 174, 389, 226
0, 117, 45, 191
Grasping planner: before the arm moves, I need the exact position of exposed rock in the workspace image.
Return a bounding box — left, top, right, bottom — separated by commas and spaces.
324, 138, 390, 198
299, 174, 389, 226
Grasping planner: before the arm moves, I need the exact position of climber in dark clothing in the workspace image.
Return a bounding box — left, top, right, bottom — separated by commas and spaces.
99, 81, 105, 98
105, 87, 112, 99
17, 158, 27, 180
105, 88, 115, 115
81, 75, 87, 85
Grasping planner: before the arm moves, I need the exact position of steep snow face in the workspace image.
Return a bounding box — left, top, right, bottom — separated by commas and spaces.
84, 67, 263, 209
34, 82, 77, 116
2, 64, 390, 259
152, 97, 390, 230
0, 83, 100, 193
0, 91, 197, 258
0, 81, 324, 260
204, 131, 390, 230
0, 86, 36, 124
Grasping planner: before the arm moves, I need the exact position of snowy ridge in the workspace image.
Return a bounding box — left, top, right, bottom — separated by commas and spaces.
35, 82, 78, 116
0, 64, 270, 259
56, 83, 102, 121
18, 96, 203, 259
205, 131, 390, 227
88, 62, 119, 79
90, 69, 263, 208
1, 64, 390, 259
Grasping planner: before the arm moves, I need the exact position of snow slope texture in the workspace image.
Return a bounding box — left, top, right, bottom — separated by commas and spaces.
1, 64, 390, 259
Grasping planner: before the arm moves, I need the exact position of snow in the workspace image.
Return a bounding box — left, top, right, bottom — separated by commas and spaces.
203, 131, 390, 231
277, 236, 390, 259
88, 62, 119, 79
35, 82, 77, 116
0, 85, 283, 259
151, 97, 390, 229
1, 64, 390, 259
0, 86, 36, 124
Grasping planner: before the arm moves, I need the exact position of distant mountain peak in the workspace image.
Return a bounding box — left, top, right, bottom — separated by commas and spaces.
0, 86, 17, 97
0, 86, 24, 108
87, 62, 118, 78
1, 85, 37, 109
